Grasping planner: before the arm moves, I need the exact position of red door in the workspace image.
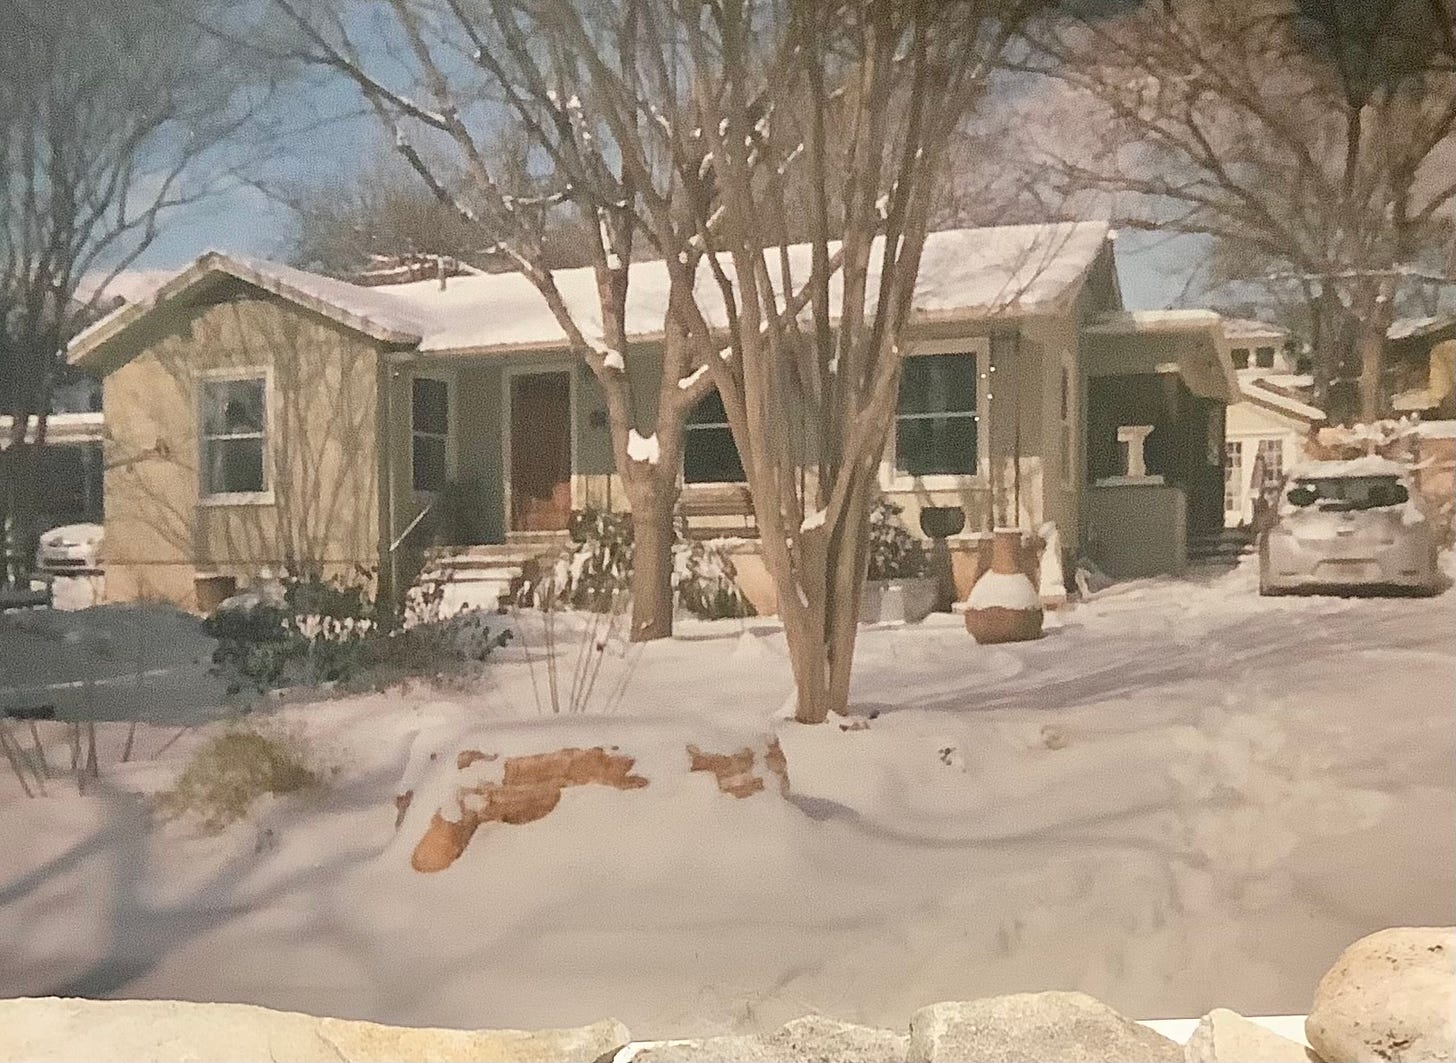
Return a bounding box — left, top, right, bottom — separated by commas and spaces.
510, 372, 572, 531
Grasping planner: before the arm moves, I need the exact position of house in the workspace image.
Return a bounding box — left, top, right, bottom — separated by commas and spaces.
66, 221, 1238, 612
0, 411, 106, 541
1215, 319, 1326, 528
1386, 315, 1455, 419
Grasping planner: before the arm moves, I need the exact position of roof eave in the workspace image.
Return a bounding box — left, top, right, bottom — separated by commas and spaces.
67, 252, 422, 372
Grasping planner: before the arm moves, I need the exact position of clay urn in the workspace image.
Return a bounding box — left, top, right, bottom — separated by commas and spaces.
964, 528, 1044, 644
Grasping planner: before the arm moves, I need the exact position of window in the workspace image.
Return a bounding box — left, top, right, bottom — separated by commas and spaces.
1059, 358, 1074, 486
1254, 437, 1284, 491
412, 377, 450, 491
1230, 347, 1250, 370
1255, 346, 1276, 369
895, 353, 978, 477
1224, 441, 1244, 515
684, 391, 745, 484
201, 376, 267, 497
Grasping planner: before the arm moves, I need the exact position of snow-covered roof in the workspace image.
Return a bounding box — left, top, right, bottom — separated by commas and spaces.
1237, 372, 1324, 423
1414, 419, 1456, 439
1221, 317, 1288, 342
1387, 315, 1455, 342
1083, 308, 1240, 403
69, 222, 1112, 368
1083, 309, 1221, 335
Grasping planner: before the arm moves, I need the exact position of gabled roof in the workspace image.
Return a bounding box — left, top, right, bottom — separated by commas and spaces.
1084, 309, 1241, 403
1387, 315, 1455, 342
69, 221, 1113, 370
68, 252, 427, 369
1237, 371, 1324, 424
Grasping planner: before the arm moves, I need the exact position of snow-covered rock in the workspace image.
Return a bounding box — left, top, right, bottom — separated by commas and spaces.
1183, 1009, 1313, 1062
628, 1015, 907, 1062
907, 992, 1182, 1062
1305, 927, 1455, 1063
0, 997, 630, 1063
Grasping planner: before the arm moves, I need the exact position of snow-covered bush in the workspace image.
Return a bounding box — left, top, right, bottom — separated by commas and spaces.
866, 498, 930, 581
548, 507, 753, 620
204, 572, 510, 695
673, 531, 754, 620
159, 725, 315, 832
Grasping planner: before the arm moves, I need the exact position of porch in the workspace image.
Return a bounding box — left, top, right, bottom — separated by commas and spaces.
1081, 312, 1238, 578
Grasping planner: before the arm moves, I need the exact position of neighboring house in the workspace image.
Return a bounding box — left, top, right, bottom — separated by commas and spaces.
66, 221, 1239, 611
1215, 319, 1326, 528
0, 411, 106, 538
1224, 317, 1298, 374
1386, 315, 1455, 419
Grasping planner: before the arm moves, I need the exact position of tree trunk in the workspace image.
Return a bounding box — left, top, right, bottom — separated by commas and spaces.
1355, 316, 1387, 423
627, 480, 677, 643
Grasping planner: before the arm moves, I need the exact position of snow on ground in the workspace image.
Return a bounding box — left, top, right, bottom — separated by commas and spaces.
0, 559, 1452, 1038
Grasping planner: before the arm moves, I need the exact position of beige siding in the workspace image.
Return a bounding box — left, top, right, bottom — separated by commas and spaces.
102, 289, 382, 609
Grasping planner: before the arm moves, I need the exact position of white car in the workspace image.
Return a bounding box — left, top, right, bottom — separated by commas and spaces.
35, 522, 104, 575
1259, 458, 1441, 596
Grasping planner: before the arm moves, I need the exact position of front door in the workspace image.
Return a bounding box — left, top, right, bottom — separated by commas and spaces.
509, 371, 572, 532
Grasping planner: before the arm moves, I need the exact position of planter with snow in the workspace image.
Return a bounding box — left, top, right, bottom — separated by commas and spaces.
861, 498, 935, 625
860, 577, 938, 625
964, 529, 1044, 644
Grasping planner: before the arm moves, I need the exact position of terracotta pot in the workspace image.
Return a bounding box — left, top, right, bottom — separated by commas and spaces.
965, 528, 1044, 644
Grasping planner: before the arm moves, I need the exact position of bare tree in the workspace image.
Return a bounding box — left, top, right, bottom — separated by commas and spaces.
281, 144, 592, 279
1023, 0, 1455, 423
261, 0, 1039, 718
0, 0, 271, 582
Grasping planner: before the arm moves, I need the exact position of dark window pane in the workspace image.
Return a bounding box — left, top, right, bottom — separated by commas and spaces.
205, 438, 265, 494
687, 390, 729, 426
895, 415, 978, 476
1255, 346, 1276, 368
413, 433, 447, 491
413, 377, 449, 434
898, 354, 976, 416
1231, 348, 1250, 369
684, 426, 745, 483
203, 378, 264, 435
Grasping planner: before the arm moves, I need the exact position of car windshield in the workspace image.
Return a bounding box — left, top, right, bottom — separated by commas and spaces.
1285, 475, 1408, 512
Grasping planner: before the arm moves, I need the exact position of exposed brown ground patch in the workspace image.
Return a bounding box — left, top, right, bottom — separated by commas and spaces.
411, 746, 648, 873
688, 738, 791, 798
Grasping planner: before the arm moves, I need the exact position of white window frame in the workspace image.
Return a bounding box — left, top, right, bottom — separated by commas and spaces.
410, 371, 456, 496
196, 366, 274, 507
880, 336, 990, 492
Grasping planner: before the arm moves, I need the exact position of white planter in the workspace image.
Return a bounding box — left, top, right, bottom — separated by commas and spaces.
861, 577, 937, 625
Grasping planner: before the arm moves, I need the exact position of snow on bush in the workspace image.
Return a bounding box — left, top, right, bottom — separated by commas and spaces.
205, 572, 511, 695
866, 498, 930, 581
545, 506, 754, 620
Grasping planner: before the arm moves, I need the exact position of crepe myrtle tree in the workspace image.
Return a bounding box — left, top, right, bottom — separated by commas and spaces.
262, 0, 1040, 718
260, 0, 776, 641
1023, 0, 1455, 423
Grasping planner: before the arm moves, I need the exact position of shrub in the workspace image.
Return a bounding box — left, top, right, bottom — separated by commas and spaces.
866, 498, 930, 581
159, 726, 315, 832
204, 571, 510, 695
549, 506, 754, 620
673, 530, 754, 620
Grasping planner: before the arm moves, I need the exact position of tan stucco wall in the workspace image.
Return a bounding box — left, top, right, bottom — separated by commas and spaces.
102, 289, 383, 610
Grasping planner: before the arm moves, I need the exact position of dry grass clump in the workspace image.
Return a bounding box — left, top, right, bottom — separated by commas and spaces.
159, 726, 315, 831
